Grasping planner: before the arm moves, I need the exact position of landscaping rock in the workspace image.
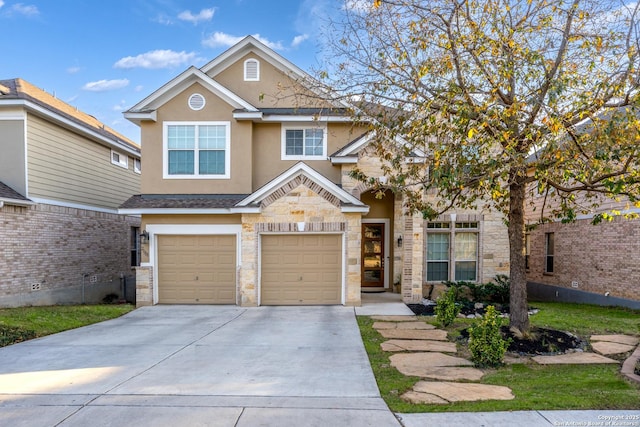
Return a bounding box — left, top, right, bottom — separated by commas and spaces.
378, 329, 448, 340
381, 339, 457, 353
370, 315, 417, 322
390, 352, 473, 377
532, 352, 619, 365
590, 334, 639, 346
401, 390, 449, 404
372, 321, 436, 330
405, 366, 485, 381
591, 341, 636, 355
410, 381, 515, 402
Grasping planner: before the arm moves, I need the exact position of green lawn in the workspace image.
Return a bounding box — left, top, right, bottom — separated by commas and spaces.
358, 302, 640, 412
0, 304, 135, 347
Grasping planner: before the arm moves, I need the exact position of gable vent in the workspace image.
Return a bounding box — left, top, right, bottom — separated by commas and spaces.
188, 93, 206, 111
244, 59, 259, 81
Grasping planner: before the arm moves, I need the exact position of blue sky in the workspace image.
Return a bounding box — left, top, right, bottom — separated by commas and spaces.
0, 0, 354, 144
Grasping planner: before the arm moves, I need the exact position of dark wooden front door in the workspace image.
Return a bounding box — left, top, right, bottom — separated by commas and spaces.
362, 223, 385, 288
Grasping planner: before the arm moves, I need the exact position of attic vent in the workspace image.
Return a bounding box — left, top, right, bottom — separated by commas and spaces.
188, 93, 206, 111
244, 58, 259, 81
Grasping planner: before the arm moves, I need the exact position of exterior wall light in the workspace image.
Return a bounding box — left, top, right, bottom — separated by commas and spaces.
140, 231, 149, 244
397, 235, 403, 247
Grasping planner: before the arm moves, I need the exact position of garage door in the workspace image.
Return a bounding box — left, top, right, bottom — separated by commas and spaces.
157, 235, 236, 304
261, 234, 342, 305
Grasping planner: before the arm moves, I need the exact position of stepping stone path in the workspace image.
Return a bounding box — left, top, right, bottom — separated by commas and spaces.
590, 334, 639, 356
372, 316, 514, 404
372, 316, 640, 404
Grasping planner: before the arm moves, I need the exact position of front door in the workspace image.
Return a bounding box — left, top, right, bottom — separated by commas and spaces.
362, 223, 385, 288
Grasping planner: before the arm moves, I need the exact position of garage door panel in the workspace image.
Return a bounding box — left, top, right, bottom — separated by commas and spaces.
158, 235, 236, 304
261, 234, 342, 305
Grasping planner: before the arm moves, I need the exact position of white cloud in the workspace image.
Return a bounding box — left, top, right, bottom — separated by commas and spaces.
0, 1, 5, 9
114, 50, 197, 69
202, 32, 284, 50
152, 13, 173, 25
342, 0, 372, 13
112, 99, 128, 111
135, 85, 144, 92
82, 79, 129, 92
67, 66, 81, 74
292, 34, 309, 48
178, 8, 214, 24
11, 3, 39, 16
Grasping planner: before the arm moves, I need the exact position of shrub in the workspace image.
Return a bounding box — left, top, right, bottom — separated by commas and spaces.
0, 325, 36, 347
468, 305, 511, 367
435, 287, 460, 327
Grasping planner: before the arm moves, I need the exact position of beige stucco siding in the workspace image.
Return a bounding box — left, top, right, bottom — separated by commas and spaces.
212, 53, 334, 109
0, 119, 27, 195
251, 123, 359, 189
26, 114, 140, 209
141, 82, 253, 194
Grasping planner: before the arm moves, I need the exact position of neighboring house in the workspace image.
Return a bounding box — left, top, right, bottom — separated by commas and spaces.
0, 78, 141, 307
120, 36, 509, 307
525, 191, 640, 308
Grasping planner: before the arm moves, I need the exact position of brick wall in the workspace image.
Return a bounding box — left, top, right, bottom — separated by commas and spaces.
0, 203, 141, 307
526, 218, 640, 301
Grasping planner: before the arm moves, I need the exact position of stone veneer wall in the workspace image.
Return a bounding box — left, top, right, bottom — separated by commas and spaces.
0, 203, 140, 307
240, 184, 362, 306
527, 218, 640, 301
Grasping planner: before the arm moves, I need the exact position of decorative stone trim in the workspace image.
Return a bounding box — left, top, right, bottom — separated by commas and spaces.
261, 175, 341, 208
254, 222, 346, 232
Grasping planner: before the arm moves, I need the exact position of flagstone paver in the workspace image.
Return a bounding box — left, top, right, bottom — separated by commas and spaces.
401, 391, 449, 405
406, 381, 515, 403
390, 352, 473, 377
591, 341, 636, 355
373, 321, 436, 330
407, 366, 485, 381
590, 334, 639, 346
370, 315, 417, 322
532, 352, 619, 365
381, 339, 457, 353
378, 329, 448, 340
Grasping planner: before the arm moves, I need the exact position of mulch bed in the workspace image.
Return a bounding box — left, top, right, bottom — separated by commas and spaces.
406, 303, 586, 355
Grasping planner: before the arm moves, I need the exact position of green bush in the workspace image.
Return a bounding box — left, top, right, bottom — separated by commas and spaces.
468, 305, 511, 368
443, 275, 510, 304
0, 325, 36, 347
435, 287, 460, 327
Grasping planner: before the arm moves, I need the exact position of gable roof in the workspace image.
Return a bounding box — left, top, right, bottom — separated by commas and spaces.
0, 78, 139, 156
236, 162, 369, 213
124, 67, 257, 124
329, 131, 427, 164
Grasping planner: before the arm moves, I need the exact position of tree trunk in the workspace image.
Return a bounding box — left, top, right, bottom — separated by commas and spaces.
508, 172, 530, 333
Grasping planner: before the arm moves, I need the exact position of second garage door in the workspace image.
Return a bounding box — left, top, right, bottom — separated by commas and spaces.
261, 234, 342, 305
157, 235, 236, 304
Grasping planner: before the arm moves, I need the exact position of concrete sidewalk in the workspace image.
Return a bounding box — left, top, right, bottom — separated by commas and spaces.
0, 305, 400, 427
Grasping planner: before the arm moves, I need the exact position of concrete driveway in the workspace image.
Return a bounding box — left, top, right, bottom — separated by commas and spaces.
0, 306, 400, 426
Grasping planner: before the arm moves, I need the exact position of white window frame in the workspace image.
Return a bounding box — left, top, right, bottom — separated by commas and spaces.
134, 158, 141, 174
111, 150, 128, 169
244, 58, 260, 81
425, 220, 479, 282
163, 121, 231, 180
281, 123, 328, 161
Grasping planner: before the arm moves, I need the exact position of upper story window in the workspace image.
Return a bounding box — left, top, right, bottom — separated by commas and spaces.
281, 124, 327, 160
111, 150, 128, 169
244, 58, 260, 81
163, 122, 230, 179
134, 158, 141, 174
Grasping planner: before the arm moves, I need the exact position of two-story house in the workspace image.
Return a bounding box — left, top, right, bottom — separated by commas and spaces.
0, 78, 141, 307
120, 36, 510, 307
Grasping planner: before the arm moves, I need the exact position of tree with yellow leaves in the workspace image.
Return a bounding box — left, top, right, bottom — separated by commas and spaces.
322, 0, 640, 332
